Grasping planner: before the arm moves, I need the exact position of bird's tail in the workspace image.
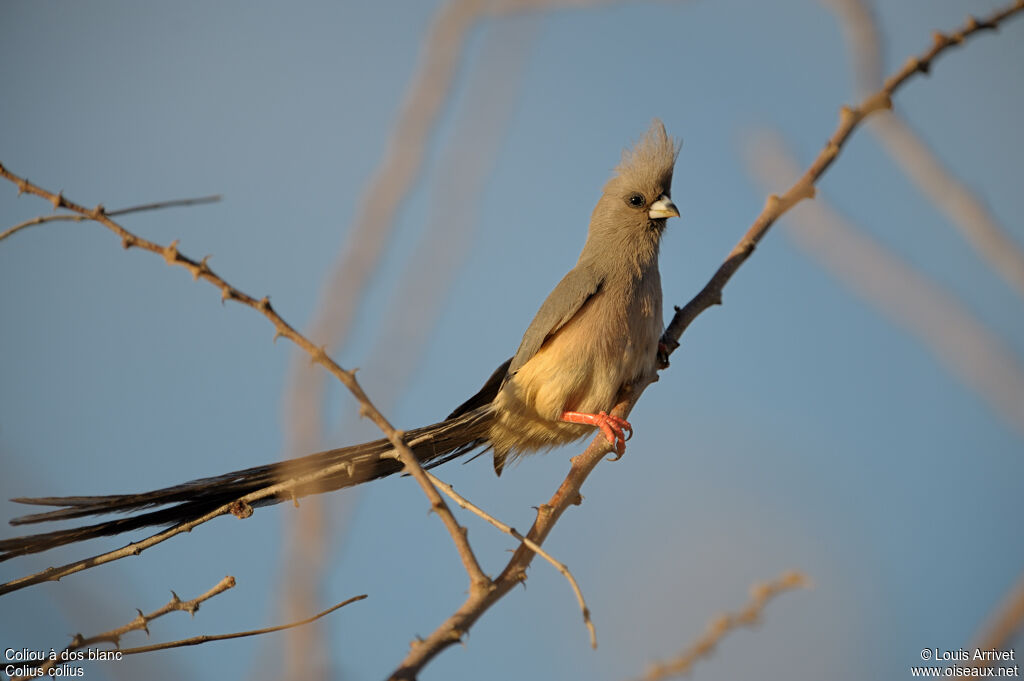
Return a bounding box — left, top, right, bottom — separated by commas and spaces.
0, 408, 493, 562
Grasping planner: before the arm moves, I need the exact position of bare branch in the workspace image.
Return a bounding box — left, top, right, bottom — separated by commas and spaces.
116, 594, 367, 656
628, 571, 810, 681
425, 471, 597, 648
0, 162, 491, 597
747, 132, 1024, 435
661, 0, 1024, 351
10, 575, 236, 680
824, 0, 1024, 301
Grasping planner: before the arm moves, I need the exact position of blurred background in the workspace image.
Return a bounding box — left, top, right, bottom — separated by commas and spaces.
1, 1, 1022, 679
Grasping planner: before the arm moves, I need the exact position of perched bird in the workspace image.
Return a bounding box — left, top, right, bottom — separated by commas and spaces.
1, 119, 681, 561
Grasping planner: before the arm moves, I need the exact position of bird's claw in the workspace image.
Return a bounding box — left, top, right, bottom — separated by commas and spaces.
560, 410, 633, 458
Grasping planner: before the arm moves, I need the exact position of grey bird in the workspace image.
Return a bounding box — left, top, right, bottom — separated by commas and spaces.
0, 120, 681, 561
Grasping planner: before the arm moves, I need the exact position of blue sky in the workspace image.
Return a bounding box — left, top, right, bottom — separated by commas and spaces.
1, 1, 1022, 680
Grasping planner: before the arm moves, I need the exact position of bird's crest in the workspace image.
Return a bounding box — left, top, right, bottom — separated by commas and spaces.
614, 119, 680, 191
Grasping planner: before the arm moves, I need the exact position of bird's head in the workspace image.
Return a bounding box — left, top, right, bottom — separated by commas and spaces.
584, 119, 681, 263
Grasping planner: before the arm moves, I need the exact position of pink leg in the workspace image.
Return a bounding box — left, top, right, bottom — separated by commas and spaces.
560, 410, 633, 455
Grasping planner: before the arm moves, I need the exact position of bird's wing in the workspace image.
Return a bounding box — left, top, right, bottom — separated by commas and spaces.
508, 264, 603, 376
445, 264, 602, 421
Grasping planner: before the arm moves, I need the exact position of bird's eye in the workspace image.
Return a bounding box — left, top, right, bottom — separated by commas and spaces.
626, 193, 645, 207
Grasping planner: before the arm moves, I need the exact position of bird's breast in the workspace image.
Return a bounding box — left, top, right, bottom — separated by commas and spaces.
489, 272, 662, 457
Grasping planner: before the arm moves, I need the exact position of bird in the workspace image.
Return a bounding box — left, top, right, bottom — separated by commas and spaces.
0, 119, 681, 561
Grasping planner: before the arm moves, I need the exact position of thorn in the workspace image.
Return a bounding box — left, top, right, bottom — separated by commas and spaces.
92, 204, 106, 217
258, 296, 271, 311
121, 235, 136, 250
194, 254, 212, 280
839, 105, 859, 127
764, 194, 782, 213
170, 590, 181, 604
17, 179, 30, 195
163, 239, 179, 265
136, 609, 150, 636
931, 31, 946, 48
50, 191, 64, 211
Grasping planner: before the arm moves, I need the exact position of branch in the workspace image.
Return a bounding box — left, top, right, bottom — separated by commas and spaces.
10, 575, 236, 680
425, 470, 596, 648
116, 594, 367, 656
0, 194, 221, 242
661, 0, 1024, 351
389, 382, 648, 680
823, 0, 1024, 301
0, 166, 486, 596
747, 133, 1024, 435
387, 4, 1024, 677
628, 571, 810, 681
0, 184, 483, 593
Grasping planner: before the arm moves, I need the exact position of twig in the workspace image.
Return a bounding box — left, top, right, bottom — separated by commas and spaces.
0, 194, 221, 242
386, 4, 1024, 677
10, 575, 236, 680
425, 470, 597, 648
628, 571, 810, 681
117, 594, 367, 655
823, 0, 1024, 301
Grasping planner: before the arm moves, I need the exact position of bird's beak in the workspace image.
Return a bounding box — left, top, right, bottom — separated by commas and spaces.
648, 195, 680, 220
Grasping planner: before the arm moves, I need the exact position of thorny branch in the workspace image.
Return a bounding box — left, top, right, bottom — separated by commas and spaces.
662, 0, 1024, 348
10, 579, 364, 681
823, 0, 1024, 301
115, 594, 367, 656
10, 575, 236, 680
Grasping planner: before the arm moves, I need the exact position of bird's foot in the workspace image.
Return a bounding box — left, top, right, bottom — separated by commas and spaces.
657, 341, 672, 369
560, 410, 633, 457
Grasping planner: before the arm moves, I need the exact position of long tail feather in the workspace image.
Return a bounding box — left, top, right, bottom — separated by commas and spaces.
0, 408, 492, 561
